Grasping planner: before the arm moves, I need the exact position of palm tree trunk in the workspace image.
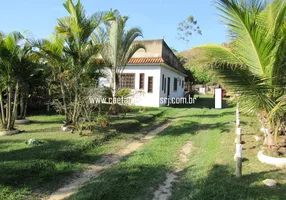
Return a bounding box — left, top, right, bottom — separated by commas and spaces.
6, 85, 12, 130
23, 97, 28, 119
112, 65, 117, 99
60, 81, 69, 124
108, 65, 118, 115
72, 74, 80, 125
19, 92, 24, 119
110, 19, 118, 101
47, 82, 52, 113
11, 81, 19, 129
0, 91, 6, 127
72, 89, 78, 124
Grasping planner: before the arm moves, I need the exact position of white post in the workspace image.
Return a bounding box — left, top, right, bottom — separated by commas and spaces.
236, 143, 242, 178
235, 125, 242, 177
236, 128, 242, 144
235, 102, 242, 177
215, 88, 222, 109
236, 103, 240, 128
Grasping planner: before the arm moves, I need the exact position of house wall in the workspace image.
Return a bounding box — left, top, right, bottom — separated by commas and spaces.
120, 65, 161, 107
98, 64, 185, 107
132, 40, 163, 58
98, 65, 161, 107
159, 65, 185, 106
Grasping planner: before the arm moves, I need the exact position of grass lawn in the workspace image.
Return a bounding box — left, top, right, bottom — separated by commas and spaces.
171, 107, 286, 200
0, 109, 164, 200
69, 96, 286, 200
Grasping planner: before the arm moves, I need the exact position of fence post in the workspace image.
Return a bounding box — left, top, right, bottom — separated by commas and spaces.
236, 103, 240, 128
235, 103, 242, 178
236, 142, 242, 178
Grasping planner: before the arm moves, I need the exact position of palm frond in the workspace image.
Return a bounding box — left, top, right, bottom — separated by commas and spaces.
216, 0, 274, 77
198, 0, 286, 128
197, 43, 244, 67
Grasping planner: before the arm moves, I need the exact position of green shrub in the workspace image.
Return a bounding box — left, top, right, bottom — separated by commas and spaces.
116, 88, 132, 98
95, 115, 110, 127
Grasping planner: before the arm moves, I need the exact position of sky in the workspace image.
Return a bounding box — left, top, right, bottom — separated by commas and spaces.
0, 0, 228, 52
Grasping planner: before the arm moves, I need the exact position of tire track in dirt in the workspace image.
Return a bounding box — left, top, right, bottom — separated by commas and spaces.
46, 121, 172, 200
153, 140, 193, 200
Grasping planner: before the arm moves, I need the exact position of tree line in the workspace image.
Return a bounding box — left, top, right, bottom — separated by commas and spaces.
0, 0, 145, 131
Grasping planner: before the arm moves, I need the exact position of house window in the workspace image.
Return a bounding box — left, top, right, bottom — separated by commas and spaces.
174, 78, 178, 91
164, 78, 166, 93
139, 73, 144, 89
119, 73, 135, 89
162, 74, 164, 91
148, 77, 153, 93
182, 81, 184, 88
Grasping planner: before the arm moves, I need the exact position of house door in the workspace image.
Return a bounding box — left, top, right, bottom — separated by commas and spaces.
167, 77, 170, 98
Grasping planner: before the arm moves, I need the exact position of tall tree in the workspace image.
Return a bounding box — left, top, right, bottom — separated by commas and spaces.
55, 0, 114, 125
0, 32, 35, 130
197, 0, 286, 144
94, 12, 145, 113
177, 15, 202, 49
32, 35, 71, 123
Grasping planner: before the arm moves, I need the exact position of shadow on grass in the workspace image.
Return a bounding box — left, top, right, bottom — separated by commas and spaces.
160, 119, 232, 137
22, 127, 61, 133
0, 98, 234, 198
66, 117, 234, 199
170, 97, 229, 109
166, 111, 235, 121
29, 120, 63, 125
0, 138, 106, 163
68, 164, 169, 200
0, 138, 104, 193
0, 117, 166, 196
173, 164, 286, 200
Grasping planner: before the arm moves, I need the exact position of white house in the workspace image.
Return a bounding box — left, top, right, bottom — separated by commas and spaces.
99, 39, 191, 107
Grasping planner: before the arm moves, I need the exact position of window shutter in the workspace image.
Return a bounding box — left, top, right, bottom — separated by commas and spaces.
162, 74, 164, 91
174, 78, 178, 91
148, 77, 153, 93
139, 73, 144, 89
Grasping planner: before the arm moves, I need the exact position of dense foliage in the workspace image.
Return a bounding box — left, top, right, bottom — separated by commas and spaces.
178, 49, 218, 85
94, 11, 145, 114
198, 0, 286, 142
0, 0, 145, 130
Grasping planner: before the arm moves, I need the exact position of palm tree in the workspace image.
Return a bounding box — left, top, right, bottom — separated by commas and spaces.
32, 35, 71, 123
14, 41, 44, 121
0, 32, 34, 130
55, 0, 114, 125
94, 12, 145, 113
197, 0, 286, 144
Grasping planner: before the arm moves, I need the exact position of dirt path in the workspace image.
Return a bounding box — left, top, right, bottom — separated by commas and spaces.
46, 121, 172, 200
153, 140, 193, 200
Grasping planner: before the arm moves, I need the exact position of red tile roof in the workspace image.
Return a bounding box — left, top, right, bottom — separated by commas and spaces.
96, 57, 164, 64
128, 57, 165, 64
97, 57, 189, 76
